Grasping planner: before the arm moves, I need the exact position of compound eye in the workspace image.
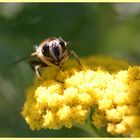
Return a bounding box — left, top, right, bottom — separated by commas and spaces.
41, 45, 51, 57
59, 40, 65, 47
59, 40, 66, 52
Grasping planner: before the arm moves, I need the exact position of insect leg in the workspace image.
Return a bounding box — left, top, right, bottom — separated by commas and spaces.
29, 60, 47, 80
69, 50, 81, 66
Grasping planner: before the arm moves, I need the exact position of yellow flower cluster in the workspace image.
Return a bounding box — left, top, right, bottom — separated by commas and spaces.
92, 66, 140, 137
22, 55, 140, 137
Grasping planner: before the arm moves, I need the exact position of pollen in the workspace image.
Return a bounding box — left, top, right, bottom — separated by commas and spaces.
22, 55, 140, 137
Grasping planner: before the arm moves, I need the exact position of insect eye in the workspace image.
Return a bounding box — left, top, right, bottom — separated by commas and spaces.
41, 45, 50, 57
59, 40, 66, 52
59, 40, 65, 47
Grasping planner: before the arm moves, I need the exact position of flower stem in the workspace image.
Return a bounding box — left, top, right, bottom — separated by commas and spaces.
74, 123, 102, 137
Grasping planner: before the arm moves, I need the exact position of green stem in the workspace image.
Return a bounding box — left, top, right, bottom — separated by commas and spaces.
74, 123, 101, 137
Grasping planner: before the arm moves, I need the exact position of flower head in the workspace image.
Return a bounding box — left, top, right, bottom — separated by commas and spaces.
22, 55, 140, 137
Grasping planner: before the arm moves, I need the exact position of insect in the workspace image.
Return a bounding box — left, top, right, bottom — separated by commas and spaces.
13, 37, 81, 80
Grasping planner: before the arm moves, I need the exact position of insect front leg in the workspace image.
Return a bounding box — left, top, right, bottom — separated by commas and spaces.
35, 65, 42, 80
29, 60, 47, 80
69, 50, 81, 66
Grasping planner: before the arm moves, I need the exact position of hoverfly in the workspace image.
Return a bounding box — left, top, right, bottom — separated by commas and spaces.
13, 37, 81, 80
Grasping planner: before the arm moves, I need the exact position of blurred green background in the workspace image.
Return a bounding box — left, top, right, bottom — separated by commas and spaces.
0, 3, 140, 137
